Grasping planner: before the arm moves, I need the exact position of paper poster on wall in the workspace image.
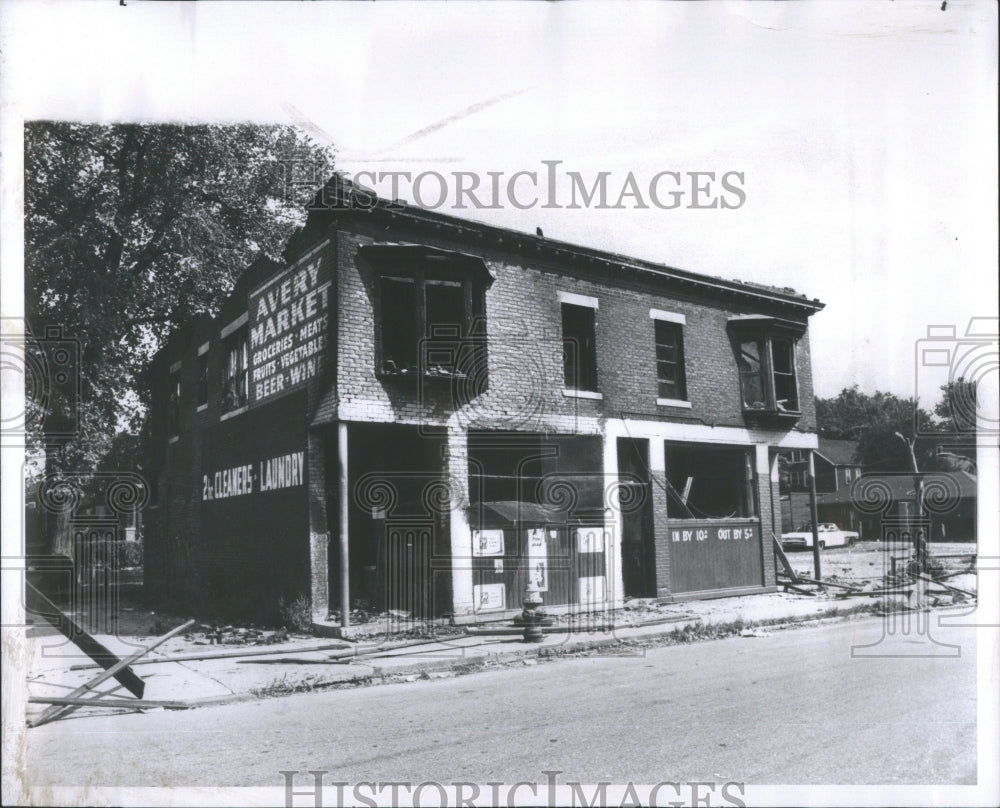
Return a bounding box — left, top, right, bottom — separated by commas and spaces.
578, 576, 607, 607
576, 526, 605, 554
473, 583, 505, 612
472, 529, 504, 557
527, 528, 548, 592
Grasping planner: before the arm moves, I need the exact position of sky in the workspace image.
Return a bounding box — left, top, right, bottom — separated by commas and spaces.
1, 0, 997, 408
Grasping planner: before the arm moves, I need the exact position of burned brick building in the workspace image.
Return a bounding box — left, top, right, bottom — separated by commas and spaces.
144, 177, 825, 627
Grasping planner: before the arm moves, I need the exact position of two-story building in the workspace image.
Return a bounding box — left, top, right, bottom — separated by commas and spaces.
780, 438, 863, 533
144, 175, 825, 628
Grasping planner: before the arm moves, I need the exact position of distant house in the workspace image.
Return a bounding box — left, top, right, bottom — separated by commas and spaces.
817, 470, 977, 543
780, 438, 863, 533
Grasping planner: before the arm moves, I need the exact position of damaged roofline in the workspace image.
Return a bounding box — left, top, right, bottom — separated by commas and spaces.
310, 174, 827, 315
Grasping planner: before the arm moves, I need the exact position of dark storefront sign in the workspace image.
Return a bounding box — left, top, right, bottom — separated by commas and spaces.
248, 254, 331, 406
667, 519, 763, 594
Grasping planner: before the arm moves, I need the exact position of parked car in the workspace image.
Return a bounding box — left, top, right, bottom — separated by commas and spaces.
781, 522, 858, 550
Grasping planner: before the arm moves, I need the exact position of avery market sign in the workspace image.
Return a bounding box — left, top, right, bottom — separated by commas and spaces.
248, 256, 331, 405
202, 452, 305, 501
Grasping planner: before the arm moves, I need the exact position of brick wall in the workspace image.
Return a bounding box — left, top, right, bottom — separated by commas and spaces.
331, 219, 818, 437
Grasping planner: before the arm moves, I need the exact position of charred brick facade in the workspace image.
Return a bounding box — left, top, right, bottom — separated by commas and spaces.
145, 177, 823, 625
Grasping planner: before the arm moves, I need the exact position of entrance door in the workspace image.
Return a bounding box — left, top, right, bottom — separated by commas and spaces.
617, 438, 656, 598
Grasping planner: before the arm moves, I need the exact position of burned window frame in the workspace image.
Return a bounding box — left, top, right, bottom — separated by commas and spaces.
366, 246, 491, 384
729, 318, 805, 419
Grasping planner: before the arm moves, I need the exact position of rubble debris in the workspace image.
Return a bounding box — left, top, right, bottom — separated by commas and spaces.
29, 618, 196, 728
25, 581, 145, 699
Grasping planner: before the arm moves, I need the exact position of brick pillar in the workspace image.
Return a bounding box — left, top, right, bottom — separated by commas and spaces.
755, 443, 777, 588
649, 436, 673, 600
307, 429, 329, 621
602, 428, 625, 609
444, 423, 474, 617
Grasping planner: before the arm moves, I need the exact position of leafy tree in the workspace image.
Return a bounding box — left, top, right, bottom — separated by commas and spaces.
931, 377, 978, 472
815, 386, 936, 471
25, 122, 334, 479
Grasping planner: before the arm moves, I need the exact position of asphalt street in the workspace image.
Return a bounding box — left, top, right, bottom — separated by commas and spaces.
25, 617, 976, 788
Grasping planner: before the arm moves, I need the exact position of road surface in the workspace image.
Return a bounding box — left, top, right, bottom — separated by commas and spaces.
25, 618, 976, 788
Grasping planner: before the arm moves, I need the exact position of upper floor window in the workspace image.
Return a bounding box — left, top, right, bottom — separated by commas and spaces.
221, 320, 248, 414
561, 293, 598, 393
167, 363, 181, 438
729, 316, 805, 419
363, 244, 491, 383
650, 309, 687, 404
196, 343, 209, 410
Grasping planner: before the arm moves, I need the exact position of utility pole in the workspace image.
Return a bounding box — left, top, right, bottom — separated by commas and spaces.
895, 431, 926, 573
807, 450, 821, 580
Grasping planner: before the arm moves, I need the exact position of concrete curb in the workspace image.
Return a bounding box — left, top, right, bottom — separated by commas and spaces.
32, 600, 974, 720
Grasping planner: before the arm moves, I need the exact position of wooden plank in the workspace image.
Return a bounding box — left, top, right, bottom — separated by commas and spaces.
915, 573, 976, 598
29, 618, 196, 728
29, 696, 191, 711
25, 581, 145, 698
68, 641, 353, 670
793, 576, 860, 592
772, 535, 800, 582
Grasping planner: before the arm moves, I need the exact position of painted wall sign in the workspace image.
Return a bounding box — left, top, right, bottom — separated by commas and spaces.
202, 451, 305, 501
667, 519, 764, 594
472, 529, 504, 557
248, 256, 331, 405
473, 583, 505, 612
670, 524, 757, 543
527, 528, 548, 592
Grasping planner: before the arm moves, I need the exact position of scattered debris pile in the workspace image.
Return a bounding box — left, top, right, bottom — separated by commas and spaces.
181, 624, 298, 646
773, 536, 977, 611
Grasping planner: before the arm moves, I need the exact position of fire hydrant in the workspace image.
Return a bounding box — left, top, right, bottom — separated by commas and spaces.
518, 583, 547, 643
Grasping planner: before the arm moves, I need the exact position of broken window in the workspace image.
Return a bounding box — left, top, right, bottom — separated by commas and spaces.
375, 266, 487, 383
562, 303, 598, 392
738, 339, 766, 409
380, 275, 418, 374
729, 318, 804, 417
221, 326, 248, 413
771, 337, 798, 411
654, 319, 687, 401
663, 442, 758, 520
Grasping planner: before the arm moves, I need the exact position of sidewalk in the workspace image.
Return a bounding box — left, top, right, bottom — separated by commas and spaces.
25, 585, 938, 724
